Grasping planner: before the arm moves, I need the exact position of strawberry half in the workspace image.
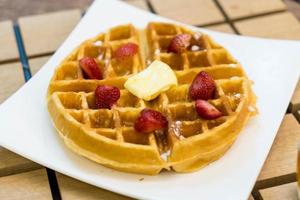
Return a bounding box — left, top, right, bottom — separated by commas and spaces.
195, 100, 222, 120
168, 34, 191, 53
114, 42, 139, 60
189, 71, 216, 100
134, 108, 168, 134
79, 57, 102, 79
95, 85, 120, 109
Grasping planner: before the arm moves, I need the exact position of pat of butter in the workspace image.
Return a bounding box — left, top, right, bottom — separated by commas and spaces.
124, 60, 177, 101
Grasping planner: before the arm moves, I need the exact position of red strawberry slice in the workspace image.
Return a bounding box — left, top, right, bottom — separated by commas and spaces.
134, 108, 168, 134
168, 34, 192, 53
95, 85, 120, 109
189, 71, 216, 100
79, 57, 102, 79
114, 43, 139, 60
195, 100, 222, 120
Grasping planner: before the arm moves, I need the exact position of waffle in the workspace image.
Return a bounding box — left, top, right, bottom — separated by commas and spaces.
47, 22, 257, 175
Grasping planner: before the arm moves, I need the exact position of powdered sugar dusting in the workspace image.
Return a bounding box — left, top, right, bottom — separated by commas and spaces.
104, 59, 110, 66
248, 106, 256, 112
229, 64, 238, 68
170, 121, 183, 139
154, 49, 160, 56
160, 150, 171, 161
230, 76, 239, 80
193, 33, 202, 40
191, 45, 200, 51
93, 40, 103, 47
97, 53, 104, 60
233, 93, 241, 99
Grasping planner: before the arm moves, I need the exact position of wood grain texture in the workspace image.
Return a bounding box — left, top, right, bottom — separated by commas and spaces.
56, 173, 132, 200
0, 61, 41, 176
258, 114, 300, 180
0, 0, 92, 21
0, 169, 52, 200
0, 147, 41, 177
150, 0, 224, 25
260, 182, 298, 200
28, 56, 51, 75
0, 62, 24, 104
290, 80, 300, 113
18, 9, 81, 57
235, 12, 300, 40
219, 0, 286, 19
206, 23, 235, 34
125, 0, 149, 11
57, 172, 254, 200
285, 0, 300, 20
0, 20, 19, 62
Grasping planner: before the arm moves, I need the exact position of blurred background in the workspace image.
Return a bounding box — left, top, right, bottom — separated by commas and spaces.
0, 0, 299, 21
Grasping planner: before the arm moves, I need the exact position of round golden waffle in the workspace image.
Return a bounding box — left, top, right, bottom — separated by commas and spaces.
47, 22, 257, 175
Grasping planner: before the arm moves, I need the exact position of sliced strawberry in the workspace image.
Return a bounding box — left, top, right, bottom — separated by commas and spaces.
95, 85, 120, 109
195, 100, 222, 120
168, 34, 191, 53
79, 57, 102, 79
189, 71, 216, 100
134, 108, 168, 134
114, 42, 139, 60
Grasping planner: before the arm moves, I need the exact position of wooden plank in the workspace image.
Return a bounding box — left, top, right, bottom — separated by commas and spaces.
258, 114, 300, 181
289, 80, 300, 113
248, 195, 254, 200
285, 0, 300, 20
0, 61, 41, 176
0, 1, 91, 21
0, 169, 52, 200
57, 172, 253, 200
0, 20, 19, 62
0, 147, 41, 177
56, 173, 132, 200
125, 0, 149, 11
260, 182, 298, 200
58, 172, 255, 200
0, 62, 24, 104
29, 56, 51, 75
150, 0, 224, 25
218, 0, 286, 19
18, 9, 81, 57
235, 12, 300, 40
206, 23, 235, 34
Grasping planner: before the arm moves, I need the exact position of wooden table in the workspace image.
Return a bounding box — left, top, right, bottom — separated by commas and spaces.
0, 0, 299, 199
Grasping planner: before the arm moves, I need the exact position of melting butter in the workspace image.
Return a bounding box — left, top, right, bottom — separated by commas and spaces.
124, 60, 177, 101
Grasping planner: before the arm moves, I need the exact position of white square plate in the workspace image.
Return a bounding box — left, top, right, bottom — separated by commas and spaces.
0, 0, 299, 199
